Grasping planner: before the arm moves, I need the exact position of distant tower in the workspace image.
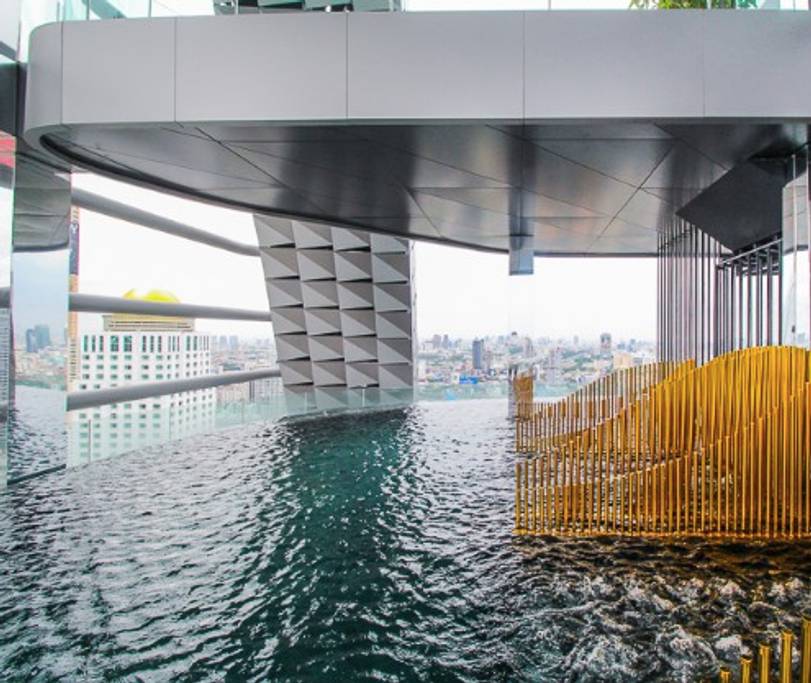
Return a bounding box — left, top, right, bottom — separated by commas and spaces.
25, 328, 36, 353
34, 324, 51, 349
472, 338, 484, 371
600, 332, 612, 355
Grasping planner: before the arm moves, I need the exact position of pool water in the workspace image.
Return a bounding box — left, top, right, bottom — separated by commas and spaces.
1, 399, 809, 681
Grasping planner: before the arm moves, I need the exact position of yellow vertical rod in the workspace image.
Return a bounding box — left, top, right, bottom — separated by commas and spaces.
725, 435, 731, 535
741, 426, 747, 536
635, 402, 642, 536
806, 385, 810, 536
782, 397, 788, 538
515, 462, 521, 533
533, 457, 538, 534
780, 631, 793, 683
760, 643, 772, 683
740, 656, 752, 683
539, 455, 545, 534
759, 417, 765, 537
565, 440, 570, 534
676, 453, 681, 535
524, 455, 530, 534
702, 446, 707, 534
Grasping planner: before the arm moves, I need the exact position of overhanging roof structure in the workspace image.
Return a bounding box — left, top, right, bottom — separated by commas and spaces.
23, 11, 811, 256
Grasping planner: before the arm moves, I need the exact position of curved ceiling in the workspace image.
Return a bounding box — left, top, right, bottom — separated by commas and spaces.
42, 121, 805, 256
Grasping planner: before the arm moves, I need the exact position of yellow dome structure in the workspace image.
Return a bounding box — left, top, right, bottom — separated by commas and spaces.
104, 288, 193, 332
122, 288, 181, 304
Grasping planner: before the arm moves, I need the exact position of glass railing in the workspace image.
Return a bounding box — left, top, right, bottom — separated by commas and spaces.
7, 378, 573, 477
14, 0, 808, 60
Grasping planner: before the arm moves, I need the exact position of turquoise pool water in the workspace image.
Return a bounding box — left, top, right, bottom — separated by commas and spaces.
1, 399, 809, 681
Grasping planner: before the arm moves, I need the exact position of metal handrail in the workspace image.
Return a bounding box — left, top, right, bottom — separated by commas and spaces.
72, 189, 261, 257
69, 293, 272, 322
67, 367, 281, 411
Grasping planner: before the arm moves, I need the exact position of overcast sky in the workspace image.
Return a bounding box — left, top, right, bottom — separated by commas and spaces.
73, 172, 655, 343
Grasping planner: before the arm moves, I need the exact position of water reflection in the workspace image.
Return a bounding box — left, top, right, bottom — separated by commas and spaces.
6, 153, 71, 482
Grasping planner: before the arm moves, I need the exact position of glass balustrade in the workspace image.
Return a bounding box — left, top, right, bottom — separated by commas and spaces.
56, 377, 570, 473
13, 0, 808, 63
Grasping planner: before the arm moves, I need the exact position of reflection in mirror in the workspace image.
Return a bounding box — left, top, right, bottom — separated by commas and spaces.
6, 153, 71, 483
0, 132, 13, 488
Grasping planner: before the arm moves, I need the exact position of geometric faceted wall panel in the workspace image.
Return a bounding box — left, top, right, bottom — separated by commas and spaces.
254, 215, 415, 410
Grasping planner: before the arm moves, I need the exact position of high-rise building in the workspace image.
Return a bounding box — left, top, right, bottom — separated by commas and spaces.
600, 333, 612, 355
228, 335, 239, 351
24, 328, 37, 353
24, 324, 52, 353
472, 338, 484, 371
34, 325, 51, 350
67, 289, 215, 465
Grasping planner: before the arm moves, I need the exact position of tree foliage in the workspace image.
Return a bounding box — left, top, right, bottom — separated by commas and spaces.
629, 0, 758, 8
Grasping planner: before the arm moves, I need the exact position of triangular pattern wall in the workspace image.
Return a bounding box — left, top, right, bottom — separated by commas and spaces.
255, 217, 415, 411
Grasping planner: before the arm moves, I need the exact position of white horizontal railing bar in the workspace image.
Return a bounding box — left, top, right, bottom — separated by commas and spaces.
71, 189, 261, 257
67, 367, 281, 411
69, 293, 272, 322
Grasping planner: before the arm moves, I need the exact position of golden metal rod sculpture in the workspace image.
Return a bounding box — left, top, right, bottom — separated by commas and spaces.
514, 347, 811, 539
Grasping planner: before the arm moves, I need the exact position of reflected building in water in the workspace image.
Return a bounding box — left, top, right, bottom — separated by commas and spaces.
67, 290, 215, 466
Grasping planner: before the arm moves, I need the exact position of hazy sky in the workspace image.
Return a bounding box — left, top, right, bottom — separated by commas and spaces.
73, 173, 655, 343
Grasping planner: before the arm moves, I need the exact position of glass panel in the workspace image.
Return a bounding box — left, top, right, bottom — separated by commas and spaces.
150, 0, 215, 15
0, 2, 21, 54
18, 0, 63, 62
86, 0, 151, 19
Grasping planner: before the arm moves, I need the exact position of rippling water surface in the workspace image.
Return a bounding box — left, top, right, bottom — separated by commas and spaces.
1, 399, 810, 682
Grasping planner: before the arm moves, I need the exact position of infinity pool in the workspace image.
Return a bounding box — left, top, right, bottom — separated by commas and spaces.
1, 400, 809, 681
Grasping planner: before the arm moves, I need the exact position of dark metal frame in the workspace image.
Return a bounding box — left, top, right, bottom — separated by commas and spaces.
657, 219, 783, 364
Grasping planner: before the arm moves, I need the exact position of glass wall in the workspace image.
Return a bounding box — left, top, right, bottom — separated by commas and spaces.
7, 158, 71, 484
0, 5, 19, 488
0, 131, 13, 488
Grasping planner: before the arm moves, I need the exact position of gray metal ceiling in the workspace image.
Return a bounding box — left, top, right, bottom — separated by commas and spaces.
44, 121, 807, 256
